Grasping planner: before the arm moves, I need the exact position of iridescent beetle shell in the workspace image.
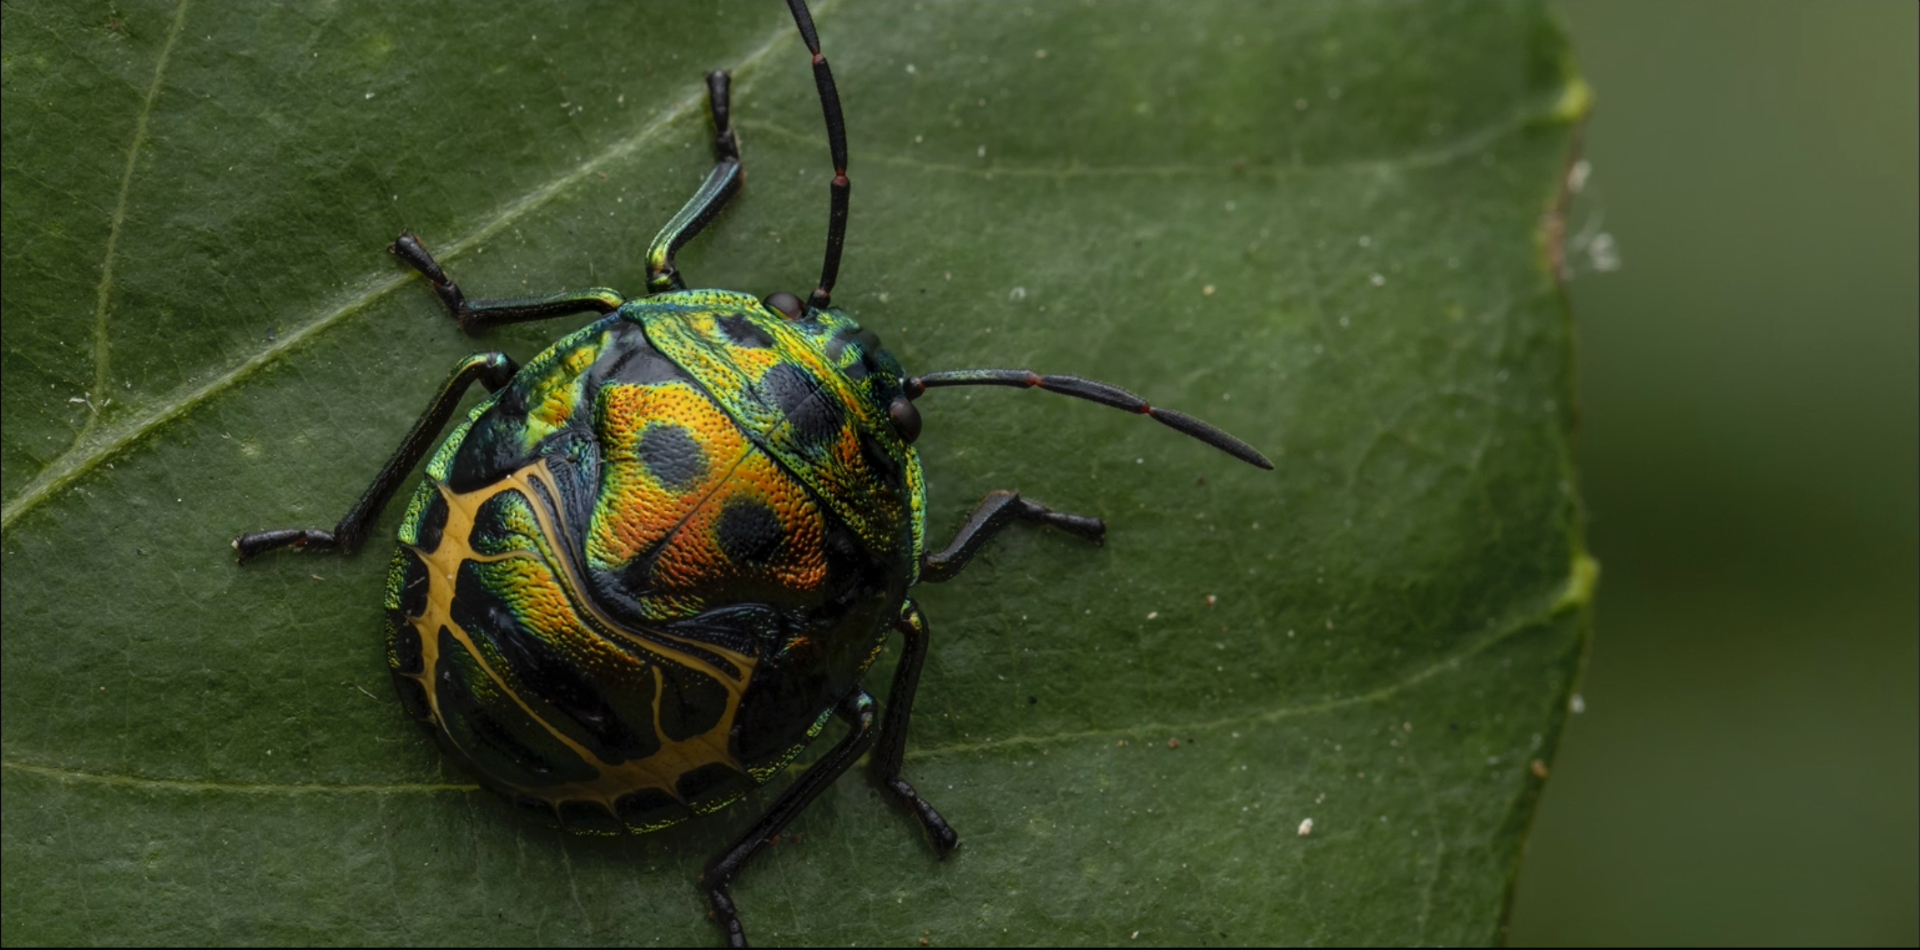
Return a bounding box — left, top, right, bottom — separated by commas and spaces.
382, 290, 925, 832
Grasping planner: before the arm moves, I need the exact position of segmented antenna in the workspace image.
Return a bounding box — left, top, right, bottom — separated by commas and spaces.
786, 0, 849, 312
905, 370, 1275, 470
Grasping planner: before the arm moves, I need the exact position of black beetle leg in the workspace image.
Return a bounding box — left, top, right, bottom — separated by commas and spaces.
388, 232, 626, 333
231, 351, 518, 561
646, 70, 744, 295
918, 490, 1105, 583
703, 689, 876, 947
870, 599, 959, 855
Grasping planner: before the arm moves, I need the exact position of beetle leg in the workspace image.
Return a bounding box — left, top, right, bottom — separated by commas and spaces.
387, 232, 627, 333
230, 351, 519, 562
703, 689, 876, 948
919, 490, 1105, 583
645, 70, 745, 294
870, 599, 959, 856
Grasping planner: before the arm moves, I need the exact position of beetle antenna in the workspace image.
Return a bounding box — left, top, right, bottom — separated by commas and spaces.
905, 369, 1274, 470
785, 0, 849, 312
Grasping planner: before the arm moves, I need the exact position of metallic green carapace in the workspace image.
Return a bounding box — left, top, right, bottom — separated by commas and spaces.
381, 293, 922, 833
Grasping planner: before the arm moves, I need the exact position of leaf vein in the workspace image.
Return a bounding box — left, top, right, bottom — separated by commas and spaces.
0, 10, 800, 532
75, 0, 189, 448
0, 556, 1591, 796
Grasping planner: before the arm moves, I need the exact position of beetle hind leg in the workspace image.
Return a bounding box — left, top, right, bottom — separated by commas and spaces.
871, 599, 959, 855
703, 689, 876, 947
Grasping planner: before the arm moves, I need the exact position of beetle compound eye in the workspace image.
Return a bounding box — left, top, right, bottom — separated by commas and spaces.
889, 396, 922, 443
763, 291, 805, 320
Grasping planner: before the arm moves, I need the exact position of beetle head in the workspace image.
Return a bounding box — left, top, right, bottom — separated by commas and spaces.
764, 293, 919, 444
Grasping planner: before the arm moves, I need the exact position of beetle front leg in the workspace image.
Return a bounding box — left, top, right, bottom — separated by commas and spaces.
870, 599, 959, 855
919, 490, 1105, 583
231, 351, 518, 561
645, 70, 744, 294
388, 232, 627, 333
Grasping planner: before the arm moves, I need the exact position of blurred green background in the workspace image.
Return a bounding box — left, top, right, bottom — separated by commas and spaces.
1509, 3, 1918, 946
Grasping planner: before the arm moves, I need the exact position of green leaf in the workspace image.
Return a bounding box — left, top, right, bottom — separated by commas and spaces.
1, 1, 1591, 944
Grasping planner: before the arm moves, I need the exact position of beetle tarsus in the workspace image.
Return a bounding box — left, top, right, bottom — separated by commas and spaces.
886, 776, 960, 858
920, 491, 1104, 583
232, 527, 337, 562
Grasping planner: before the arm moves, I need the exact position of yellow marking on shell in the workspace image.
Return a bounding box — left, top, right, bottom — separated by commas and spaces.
518, 338, 601, 451
402, 460, 763, 813
681, 311, 787, 402
530, 384, 575, 430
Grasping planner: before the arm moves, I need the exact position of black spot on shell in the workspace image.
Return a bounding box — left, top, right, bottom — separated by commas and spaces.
663, 603, 789, 659
390, 670, 432, 722
823, 328, 856, 361
615, 787, 682, 828
714, 497, 783, 566
448, 396, 536, 494
394, 548, 429, 620
859, 429, 903, 485
675, 761, 744, 805
592, 324, 687, 387
638, 423, 706, 491
718, 313, 774, 348
762, 361, 843, 449
656, 666, 728, 742
388, 606, 424, 675
762, 362, 816, 418
789, 391, 844, 449
415, 489, 449, 552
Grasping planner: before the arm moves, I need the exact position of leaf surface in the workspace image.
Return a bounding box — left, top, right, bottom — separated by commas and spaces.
1, 1, 1590, 944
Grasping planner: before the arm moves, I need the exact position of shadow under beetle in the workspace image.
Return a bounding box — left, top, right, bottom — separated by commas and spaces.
234, 2, 1271, 945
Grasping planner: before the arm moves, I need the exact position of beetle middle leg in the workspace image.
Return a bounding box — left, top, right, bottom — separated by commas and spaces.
230, 351, 518, 561
704, 688, 876, 948
918, 490, 1105, 583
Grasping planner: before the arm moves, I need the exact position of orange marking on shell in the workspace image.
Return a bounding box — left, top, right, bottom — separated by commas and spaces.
646, 448, 827, 601
586, 382, 751, 570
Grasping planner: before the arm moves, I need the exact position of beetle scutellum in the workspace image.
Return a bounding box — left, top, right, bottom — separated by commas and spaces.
234, 2, 1271, 944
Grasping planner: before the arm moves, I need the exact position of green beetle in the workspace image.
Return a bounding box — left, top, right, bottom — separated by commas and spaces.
234, 2, 1269, 945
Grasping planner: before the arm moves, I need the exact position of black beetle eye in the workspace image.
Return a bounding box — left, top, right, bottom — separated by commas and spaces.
763, 291, 804, 320
888, 396, 922, 443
